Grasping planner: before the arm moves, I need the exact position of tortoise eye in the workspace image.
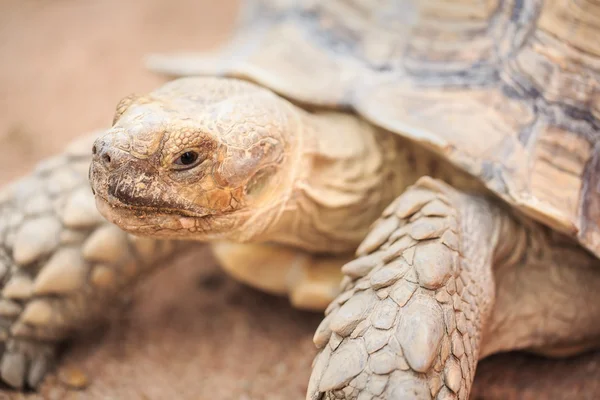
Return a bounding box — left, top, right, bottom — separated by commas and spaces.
173, 151, 202, 169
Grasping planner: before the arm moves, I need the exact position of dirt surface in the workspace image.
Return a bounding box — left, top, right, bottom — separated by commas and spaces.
1, 1, 600, 399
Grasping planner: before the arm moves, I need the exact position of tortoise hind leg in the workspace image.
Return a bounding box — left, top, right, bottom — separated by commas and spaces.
307, 177, 500, 400
211, 242, 348, 311
481, 213, 600, 359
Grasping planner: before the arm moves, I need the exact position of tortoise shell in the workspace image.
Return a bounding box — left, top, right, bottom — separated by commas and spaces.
148, 0, 600, 258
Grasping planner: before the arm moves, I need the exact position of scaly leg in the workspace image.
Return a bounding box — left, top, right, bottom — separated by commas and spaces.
0, 134, 189, 389
211, 242, 347, 311
307, 177, 497, 399
307, 176, 600, 400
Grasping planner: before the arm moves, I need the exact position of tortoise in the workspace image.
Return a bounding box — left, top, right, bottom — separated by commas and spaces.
0, 0, 600, 399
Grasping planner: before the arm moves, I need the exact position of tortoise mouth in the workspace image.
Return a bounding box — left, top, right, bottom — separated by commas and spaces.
94, 192, 209, 219
94, 194, 217, 239
90, 160, 247, 241
89, 154, 218, 238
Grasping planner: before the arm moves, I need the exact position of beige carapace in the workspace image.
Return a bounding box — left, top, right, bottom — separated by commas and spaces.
0, 1, 599, 399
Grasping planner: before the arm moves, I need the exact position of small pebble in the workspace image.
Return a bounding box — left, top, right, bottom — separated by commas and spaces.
58, 367, 89, 390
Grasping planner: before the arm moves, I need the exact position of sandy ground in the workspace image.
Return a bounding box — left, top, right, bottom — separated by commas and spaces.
1, 1, 600, 399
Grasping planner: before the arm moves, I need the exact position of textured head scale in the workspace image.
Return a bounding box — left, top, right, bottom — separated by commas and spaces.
90, 77, 299, 241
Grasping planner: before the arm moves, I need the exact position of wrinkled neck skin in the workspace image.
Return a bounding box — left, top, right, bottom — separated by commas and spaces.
256, 105, 483, 254
250, 109, 408, 254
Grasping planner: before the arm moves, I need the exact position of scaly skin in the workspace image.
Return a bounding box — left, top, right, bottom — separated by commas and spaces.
308, 178, 496, 399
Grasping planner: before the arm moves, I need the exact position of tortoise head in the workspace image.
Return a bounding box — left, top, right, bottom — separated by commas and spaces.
90, 77, 300, 241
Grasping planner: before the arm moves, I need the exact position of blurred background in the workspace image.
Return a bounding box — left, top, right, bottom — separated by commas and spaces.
0, 0, 599, 399
0, 0, 237, 182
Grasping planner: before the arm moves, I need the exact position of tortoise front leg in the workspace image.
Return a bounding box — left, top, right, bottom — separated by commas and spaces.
0, 135, 188, 389
307, 176, 600, 400
307, 177, 501, 400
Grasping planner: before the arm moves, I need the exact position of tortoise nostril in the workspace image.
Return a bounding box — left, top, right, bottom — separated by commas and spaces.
92, 145, 97, 155
102, 153, 112, 164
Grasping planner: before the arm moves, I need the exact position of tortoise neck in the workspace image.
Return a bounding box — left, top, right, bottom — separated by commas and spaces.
253, 110, 409, 254
249, 107, 488, 254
